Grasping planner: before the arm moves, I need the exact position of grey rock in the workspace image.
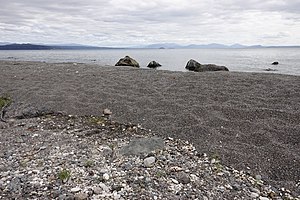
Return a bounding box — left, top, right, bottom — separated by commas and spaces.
185, 59, 229, 72
144, 156, 156, 167
99, 145, 113, 157
120, 137, 164, 156
74, 192, 88, 200
92, 186, 102, 194
99, 183, 110, 192
8, 177, 21, 194
115, 56, 140, 68
103, 108, 112, 115
250, 192, 260, 198
147, 61, 162, 68
176, 172, 191, 184
250, 187, 260, 194
232, 183, 241, 191
17, 106, 54, 119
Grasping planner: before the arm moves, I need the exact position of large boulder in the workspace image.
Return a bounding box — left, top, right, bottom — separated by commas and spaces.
147, 61, 161, 68
185, 59, 229, 72
115, 56, 140, 68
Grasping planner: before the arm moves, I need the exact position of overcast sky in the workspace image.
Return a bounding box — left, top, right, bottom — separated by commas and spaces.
0, 0, 299, 46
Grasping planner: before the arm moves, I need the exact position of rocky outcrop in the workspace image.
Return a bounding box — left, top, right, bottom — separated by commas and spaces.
185, 59, 229, 72
147, 61, 162, 68
115, 56, 140, 68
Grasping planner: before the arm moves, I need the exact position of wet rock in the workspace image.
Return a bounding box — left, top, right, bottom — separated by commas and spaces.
185, 59, 229, 72
115, 56, 140, 68
147, 61, 162, 68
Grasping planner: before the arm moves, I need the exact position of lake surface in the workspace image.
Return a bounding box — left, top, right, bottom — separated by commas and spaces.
0, 48, 299, 76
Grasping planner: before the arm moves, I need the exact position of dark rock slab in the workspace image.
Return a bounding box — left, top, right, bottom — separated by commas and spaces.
186, 59, 229, 72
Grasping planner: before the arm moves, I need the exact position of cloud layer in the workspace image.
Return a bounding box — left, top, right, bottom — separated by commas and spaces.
0, 0, 299, 46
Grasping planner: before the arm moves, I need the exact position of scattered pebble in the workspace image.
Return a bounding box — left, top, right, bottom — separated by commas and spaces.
0, 114, 299, 199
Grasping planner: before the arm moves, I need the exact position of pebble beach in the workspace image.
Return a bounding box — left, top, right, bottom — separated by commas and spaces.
0, 60, 299, 199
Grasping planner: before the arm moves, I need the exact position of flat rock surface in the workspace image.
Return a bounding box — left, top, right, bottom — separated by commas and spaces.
0, 60, 299, 195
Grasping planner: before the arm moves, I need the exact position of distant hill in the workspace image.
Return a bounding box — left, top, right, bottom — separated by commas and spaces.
0, 43, 119, 50
143, 43, 250, 49
143, 43, 300, 49
0, 44, 52, 50
1, 42, 299, 50
144, 43, 183, 49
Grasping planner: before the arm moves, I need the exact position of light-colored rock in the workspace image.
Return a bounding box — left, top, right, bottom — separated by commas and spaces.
144, 156, 156, 167
99, 183, 110, 192
103, 173, 110, 181
92, 186, 102, 194
250, 192, 260, 198
74, 192, 88, 200
259, 197, 269, 200
71, 187, 81, 193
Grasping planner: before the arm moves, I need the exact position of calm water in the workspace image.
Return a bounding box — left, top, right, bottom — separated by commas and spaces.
0, 48, 299, 76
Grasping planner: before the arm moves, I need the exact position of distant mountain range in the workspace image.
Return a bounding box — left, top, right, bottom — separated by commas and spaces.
0, 43, 119, 50
142, 43, 268, 49
0, 42, 299, 50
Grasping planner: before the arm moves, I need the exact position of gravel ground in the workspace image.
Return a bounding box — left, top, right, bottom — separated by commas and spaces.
0, 113, 299, 200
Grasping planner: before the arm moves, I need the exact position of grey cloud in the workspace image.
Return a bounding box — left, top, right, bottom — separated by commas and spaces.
0, 0, 299, 46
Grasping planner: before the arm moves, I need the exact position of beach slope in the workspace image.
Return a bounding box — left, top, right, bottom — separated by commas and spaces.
0, 61, 299, 193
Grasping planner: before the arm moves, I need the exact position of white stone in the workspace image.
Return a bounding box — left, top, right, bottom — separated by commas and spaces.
99, 183, 110, 192
103, 173, 110, 181
171, 178, 179, 184
250, 192, 260, 198
144, 156, 156, 167
71, 187, 81, 193
259, 197, 269, 200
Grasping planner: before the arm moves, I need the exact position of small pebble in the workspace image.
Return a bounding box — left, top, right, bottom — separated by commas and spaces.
250, 192, 260, 198
103, 173, 110, 181
71, 187, 81, 193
